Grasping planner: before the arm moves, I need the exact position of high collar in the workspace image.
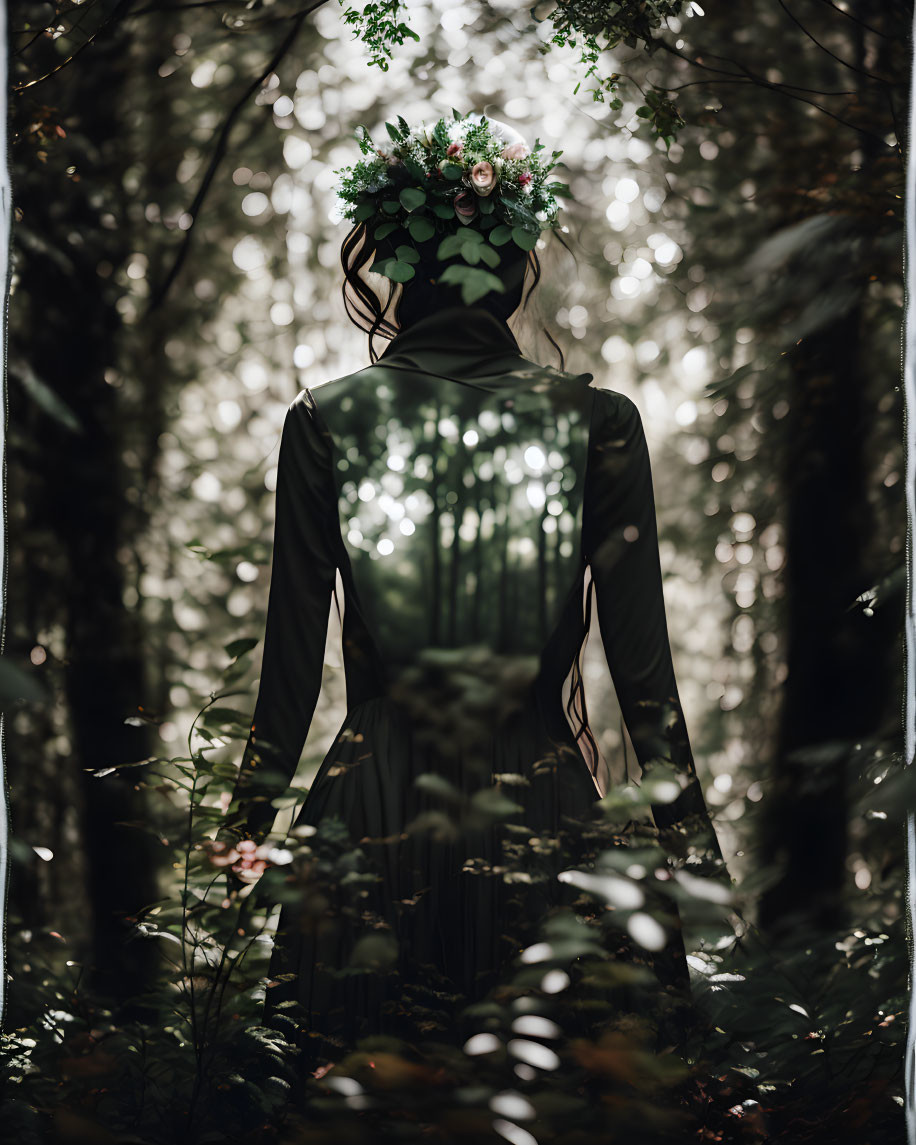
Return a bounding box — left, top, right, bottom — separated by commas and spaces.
377, 305, 523, 367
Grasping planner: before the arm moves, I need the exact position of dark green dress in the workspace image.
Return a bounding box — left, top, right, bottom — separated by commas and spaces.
230, 304, 721, 1066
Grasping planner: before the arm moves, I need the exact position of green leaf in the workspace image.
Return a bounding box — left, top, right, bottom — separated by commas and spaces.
437, 265, 506, 306
500, 195, 539, 228
395, 244, 420, 263
407, 215, 435, 242
436, 234, 465, 261
201, 707, 249, 727
369, 257, 395, 276
399, 187, 426, 212
477, 195, 495, 215
385, 121, 402, 143
354, 201, 376, 222
470, 787, 524, 818
212, 760, 240, 779
433, 119, 451, 149
432, 203, 455, 219
441, 163, 464, 181
461, 245, 481, 265
511, 226, 539, 251
381, 200, 401, 215
349, 932, 399, 970
386, 261, 416, 283
414, 772, 463, 802
635, 105, 651, 118
478, 244, 501, 269
373, 221, 398, 240
225, 637, 258, 660
489, 224, 513, 246
401, 156, 427, 182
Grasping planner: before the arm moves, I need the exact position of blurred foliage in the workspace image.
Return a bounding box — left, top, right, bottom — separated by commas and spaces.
0, 641, 903, 1141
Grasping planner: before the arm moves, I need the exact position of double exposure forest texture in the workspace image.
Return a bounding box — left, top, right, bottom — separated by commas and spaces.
4, 0, 911, 1141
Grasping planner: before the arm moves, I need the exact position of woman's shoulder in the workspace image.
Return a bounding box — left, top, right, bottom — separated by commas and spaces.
288, 361, 636, 424
294, 364, 388, 414
588, 384, 642, 424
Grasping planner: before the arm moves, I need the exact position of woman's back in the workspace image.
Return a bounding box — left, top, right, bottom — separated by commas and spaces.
314, 305, 595, 666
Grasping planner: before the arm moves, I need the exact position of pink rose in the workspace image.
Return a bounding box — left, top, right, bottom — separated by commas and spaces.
469, 160, 496, 197
518, 171, 533, 188
446, 142, 463, 158
501, 142, 529, 161
453, 190, 478, 224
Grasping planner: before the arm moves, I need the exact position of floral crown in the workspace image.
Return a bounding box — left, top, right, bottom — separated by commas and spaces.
332, 110, 571, 306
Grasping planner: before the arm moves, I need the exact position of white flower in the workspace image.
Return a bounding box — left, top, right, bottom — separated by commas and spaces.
413, 121, 436, 148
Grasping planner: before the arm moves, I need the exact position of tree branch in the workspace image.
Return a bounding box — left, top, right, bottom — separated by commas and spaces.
776, 0, 894, 86
146, 6, 318, 314
653, 39, 896, 152
14, 0, 136, 90
811, 0, 894, 39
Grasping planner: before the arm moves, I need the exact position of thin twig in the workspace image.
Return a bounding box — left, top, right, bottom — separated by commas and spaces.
775, 0, 893, 86
128, 0, 242, 11
146, 6, 317, 314
653, 39, 895, 150
12, 0, 108, 59
811, 0, 893, 39
665, 75, 860, 96
13, 0, 135, 90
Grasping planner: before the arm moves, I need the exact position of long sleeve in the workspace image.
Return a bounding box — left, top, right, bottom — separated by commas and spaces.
582, 388, 721, 862
227, 389, 339, 844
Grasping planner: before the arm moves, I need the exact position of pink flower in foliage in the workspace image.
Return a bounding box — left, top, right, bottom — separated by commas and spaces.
446, 142, 463, 158
501, 142, 529, 161
453, 191, 478, 224
469, 161, 496, 197
518, 171, 533, 188
204, 836, 273, 884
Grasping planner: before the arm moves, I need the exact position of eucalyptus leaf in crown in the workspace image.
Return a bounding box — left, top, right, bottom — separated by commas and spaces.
333, 110, 572, 306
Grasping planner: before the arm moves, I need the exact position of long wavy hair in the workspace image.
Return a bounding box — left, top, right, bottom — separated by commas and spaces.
339, 220, 572, 370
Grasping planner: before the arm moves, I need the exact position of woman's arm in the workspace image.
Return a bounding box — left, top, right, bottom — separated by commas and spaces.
225, 389, 339, 845
582, 387, 720, 859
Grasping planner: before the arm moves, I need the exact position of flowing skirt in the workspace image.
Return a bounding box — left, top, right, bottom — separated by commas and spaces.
260, 674, 691, 1075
